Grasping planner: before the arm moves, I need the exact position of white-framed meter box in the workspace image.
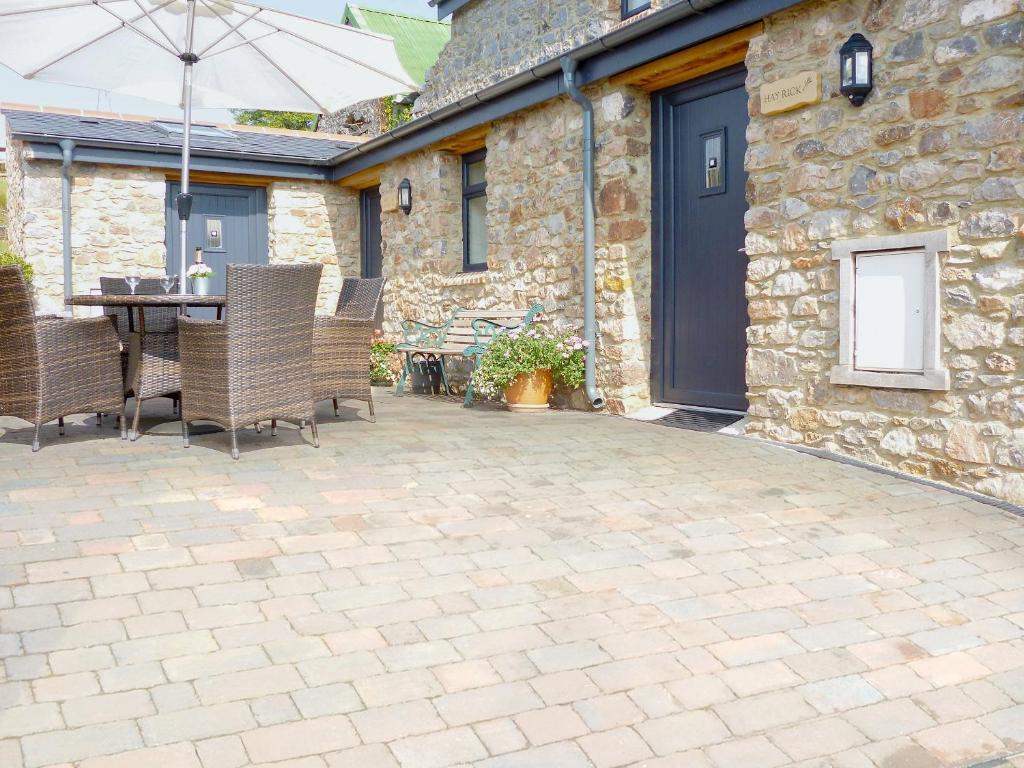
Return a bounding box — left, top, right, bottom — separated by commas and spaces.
830, 230, 950, 391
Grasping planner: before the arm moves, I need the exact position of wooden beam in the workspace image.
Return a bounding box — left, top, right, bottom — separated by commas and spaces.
432, 123, 489, 154
164, 170, 274, 187
337, 163, 384, 190
610, 22, 762, 92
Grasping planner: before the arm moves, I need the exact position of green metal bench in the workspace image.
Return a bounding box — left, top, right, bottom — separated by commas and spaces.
396, 304, 544, 407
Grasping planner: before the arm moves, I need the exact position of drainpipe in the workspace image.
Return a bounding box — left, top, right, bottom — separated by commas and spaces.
561, 57, 605, 410
59, 139, 75, 308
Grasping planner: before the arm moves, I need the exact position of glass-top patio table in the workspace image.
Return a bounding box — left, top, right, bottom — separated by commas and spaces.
67, 293, 226, 333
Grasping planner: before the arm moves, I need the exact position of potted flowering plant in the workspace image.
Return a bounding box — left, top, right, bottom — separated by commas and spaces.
473, 326, 587, 412
187, 262, 214, 295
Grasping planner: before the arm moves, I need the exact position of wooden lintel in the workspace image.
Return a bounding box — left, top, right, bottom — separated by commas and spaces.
610, 22, 763, 92
432, 123, 490, 154
337, 163, 384, 190
164, 170, 276, 187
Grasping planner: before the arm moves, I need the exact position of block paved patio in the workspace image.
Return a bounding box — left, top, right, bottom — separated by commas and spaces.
0, 393, 1022, 768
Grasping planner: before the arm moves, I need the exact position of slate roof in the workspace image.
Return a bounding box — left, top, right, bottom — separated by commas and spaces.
3, 109, 359, 164
342, 4, 450, 86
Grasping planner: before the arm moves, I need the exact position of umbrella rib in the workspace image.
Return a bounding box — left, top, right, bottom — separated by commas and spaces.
245, 38, 332, 114
195, 5, 263, 59
0, 1, 95, 18
23, 0, 179, 78
201, 30, 277, 61
202, 0, 417, 91
130, 0, 182, 56
95, 0, 181, 57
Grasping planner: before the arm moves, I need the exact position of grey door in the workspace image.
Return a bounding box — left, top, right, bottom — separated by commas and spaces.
360, 186, 383, 279
165, 182, 269, 296
652, 66, 749, 411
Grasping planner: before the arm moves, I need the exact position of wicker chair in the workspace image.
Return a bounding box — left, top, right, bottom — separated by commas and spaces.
0, 266, 126, 451
100, 277, 181, 439
313, 277, 386, 422
178, 263, 323, 460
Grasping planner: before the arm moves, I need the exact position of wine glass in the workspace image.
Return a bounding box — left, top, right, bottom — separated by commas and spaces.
125, 275, 141, 295
160, 275, 175, 295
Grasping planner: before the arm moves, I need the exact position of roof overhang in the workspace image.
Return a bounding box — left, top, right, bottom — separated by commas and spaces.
334, 0, 801, 181
23, 142, 333, 182
428, 0, 477, 20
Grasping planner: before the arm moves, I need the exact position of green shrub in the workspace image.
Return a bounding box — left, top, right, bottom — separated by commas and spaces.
0, 249, 33, 283
371, 338, 400, 384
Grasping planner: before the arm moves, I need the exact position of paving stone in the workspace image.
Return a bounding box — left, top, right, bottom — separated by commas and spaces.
513, 705, 588, 746
77, 743, 201, 768
800, 674, 885, 713
140, 703, 257, 745
712, 690, 817, 736
0, 702, 63, 738
239, 715, 360, 763
434, 682, 543, 726
578, 726, 653, 768
353, 669, 444, 707
845, 699, 938, 740
388, 726, 489, 768
705, 735, 790, 768
324, 744, 400, 768
291, 683, 363, 718
473, 718, 528, 755
635, 710, 730, 755
62, 689, 155, 726
21, 722, 143, 767
768, 716, 869, 760
475, 742, 593, 768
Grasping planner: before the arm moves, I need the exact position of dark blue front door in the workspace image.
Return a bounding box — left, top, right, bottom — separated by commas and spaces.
653, 66, 749, 411
165, 182, 268, 296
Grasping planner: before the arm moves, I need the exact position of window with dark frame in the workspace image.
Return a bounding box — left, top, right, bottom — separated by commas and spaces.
462, 149, 488, 272
621, 0, 651, 19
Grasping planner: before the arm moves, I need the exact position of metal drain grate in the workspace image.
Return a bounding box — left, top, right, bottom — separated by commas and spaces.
653, 408, 744, 433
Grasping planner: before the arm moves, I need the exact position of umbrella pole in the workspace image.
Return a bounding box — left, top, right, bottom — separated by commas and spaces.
179, 62, 193, 292
178, 0, 198, 293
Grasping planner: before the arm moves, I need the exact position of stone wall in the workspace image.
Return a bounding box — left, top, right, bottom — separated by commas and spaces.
743, 0, 1024, 502
267, 180, 360, 312
417, 0, 685, 114
319, 98, 387, 138
3, 138, 355, 315
377, 82, 653, 412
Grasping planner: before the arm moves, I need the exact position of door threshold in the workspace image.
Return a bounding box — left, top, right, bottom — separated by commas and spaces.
652, 402, 747, 417
648, 404, 747, 434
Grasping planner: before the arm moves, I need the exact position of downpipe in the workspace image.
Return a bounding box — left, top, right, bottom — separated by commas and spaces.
561, 57, 606, 410
59, 139, 75, 309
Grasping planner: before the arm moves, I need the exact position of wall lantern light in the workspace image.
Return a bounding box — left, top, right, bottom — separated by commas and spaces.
839, 33, 873, 106
398, 178, 413, 215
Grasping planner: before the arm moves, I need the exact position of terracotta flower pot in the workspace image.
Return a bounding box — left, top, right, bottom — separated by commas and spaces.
504, 368, 553, 412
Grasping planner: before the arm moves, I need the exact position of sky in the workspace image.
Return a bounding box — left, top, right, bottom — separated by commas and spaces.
0, 0, 435, 145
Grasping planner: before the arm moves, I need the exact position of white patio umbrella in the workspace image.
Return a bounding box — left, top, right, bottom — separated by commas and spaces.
0, 0, 417, 290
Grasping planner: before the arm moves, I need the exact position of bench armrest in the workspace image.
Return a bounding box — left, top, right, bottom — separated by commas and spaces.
399, 318, 450, 349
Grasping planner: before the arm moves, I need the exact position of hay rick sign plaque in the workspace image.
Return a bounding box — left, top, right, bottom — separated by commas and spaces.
760, 72, 821, 115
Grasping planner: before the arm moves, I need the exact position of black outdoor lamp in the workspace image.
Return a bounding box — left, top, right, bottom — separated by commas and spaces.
398, 178, 412, 215
839, 33, 873, 106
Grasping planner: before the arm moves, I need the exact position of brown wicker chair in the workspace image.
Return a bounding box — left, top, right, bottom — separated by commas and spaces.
313, 277, 386, 422
0, 266, 126, 451
100, 277, 181, 439
178, 263, 323, 460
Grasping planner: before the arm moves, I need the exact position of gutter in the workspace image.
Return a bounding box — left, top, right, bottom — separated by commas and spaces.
9, 131, 338, 167
59, 139, 74, 307
560, 58, 604, 411
329, 0, 745, 175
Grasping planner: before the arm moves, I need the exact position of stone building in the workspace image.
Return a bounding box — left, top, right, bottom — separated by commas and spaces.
4, 0, 1024, 505
318, 4, 450, 137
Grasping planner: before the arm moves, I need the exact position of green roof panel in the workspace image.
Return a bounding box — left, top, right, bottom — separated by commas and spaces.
343, 4, 450, 87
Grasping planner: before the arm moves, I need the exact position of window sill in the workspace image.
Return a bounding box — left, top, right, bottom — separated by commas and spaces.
829, 365, 950, 391
441, 272, 488, 287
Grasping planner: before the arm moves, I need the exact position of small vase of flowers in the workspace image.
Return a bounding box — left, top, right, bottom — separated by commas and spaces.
474, 325, 587, 412
187, 263, 214, 295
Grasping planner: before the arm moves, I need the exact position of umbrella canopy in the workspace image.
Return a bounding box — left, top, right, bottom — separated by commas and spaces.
0, 0, 417, 289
